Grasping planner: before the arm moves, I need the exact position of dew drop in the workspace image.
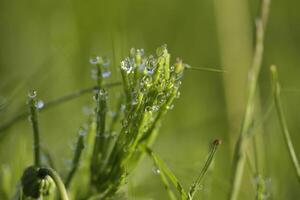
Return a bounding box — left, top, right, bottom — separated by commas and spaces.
35, 100, 44, 109
175, 91, 181, 98
152, 105, 159, 112
91, 68, 98, 80
122, 119, 129, 127
28, 90, 37, 98
166, 104, 174, 110
137, 49, 144, 56
157, 93, 166, 104
78, 127, 87, 136
170, 65, 175, 72
152, 166, 160, 175
121, 104, 126, 111
102, 70, 111, 78
141, 75, 152, 87
99, 89, 108, 100
130, 48, 136, 57
90, 56, 100, 65
121, 59, 132, 74
102, 57, 110, 67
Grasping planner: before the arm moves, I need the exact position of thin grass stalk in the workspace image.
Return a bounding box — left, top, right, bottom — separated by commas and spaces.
146, 147, 188, 200
0, 82, 121, 134
65, 131, 85, 188
229, 0, 271, 199
270, 65, 300, 183
27, 90, 41, 167
188, 139, 222, 199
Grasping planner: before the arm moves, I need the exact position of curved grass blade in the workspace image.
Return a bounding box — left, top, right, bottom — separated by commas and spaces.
270, 65, 300, 183
146, 147, 188, 200
188, 139, 221, 199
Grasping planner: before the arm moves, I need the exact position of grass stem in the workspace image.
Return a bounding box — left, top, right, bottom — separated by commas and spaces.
229, 1, 271, 199
270, 65, 300, 183
188, 139, 221, 199
0, 82, 121, 135
27, 90, 41, 167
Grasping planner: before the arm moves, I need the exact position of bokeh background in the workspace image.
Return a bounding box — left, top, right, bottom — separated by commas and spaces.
0, 0, 300, 199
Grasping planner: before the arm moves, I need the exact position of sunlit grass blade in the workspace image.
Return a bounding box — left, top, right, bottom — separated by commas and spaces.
270, 65, 300, 183
188, 139, 221, 199
146, 147, 188, 200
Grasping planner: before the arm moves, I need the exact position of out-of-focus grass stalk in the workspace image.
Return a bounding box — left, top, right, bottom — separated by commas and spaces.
0, 82, 121, 136
27, 90, 41, 167
213, 0, 252, 149
229, 1, 271, 200
65, 130, 85, 188
270, 65, 300, 183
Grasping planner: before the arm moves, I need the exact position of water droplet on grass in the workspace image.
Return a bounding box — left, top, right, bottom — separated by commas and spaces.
90, 56, 100, 65
152, 166, 160, 174
121, 59, 132, 74
122, 119, 128, 127
35, 100, 44, 109
28, 90, 37, 98
78, 127, 87, 136
166, 104, 174, 110
102, 70, 111, 78
141, 75, 152, 87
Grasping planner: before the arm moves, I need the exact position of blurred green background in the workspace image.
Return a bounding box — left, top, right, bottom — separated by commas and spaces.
0, 0, 300, 199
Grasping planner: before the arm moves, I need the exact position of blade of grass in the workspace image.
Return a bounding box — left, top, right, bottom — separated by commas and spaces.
65, 129, 85, 188
27, 90, 41, 167
229, 1, 271, 199
184, 65, 226, 73
188, 139, 221, 199
0, 82, 121, 134
146, 147, 188, 200
270, 65, 300, 183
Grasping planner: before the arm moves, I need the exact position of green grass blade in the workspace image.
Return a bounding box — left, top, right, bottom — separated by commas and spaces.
188, 139, 221, 199
229, 0, 271, 199
146, 147, 188, 200
270, 65, 300, 183
27, 90, 41, 167
0, 82, 121, 135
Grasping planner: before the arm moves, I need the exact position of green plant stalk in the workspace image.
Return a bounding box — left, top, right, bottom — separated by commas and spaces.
39, 167, 69, 200
0, 82, 121, 134
146, 147, 188, 200
188, 140, 221, 199
28, 90, 41, 167
65, 134, 85, 188
270, 65, 300, 183
229, 0, 271, 199
91, 64, 108, 182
